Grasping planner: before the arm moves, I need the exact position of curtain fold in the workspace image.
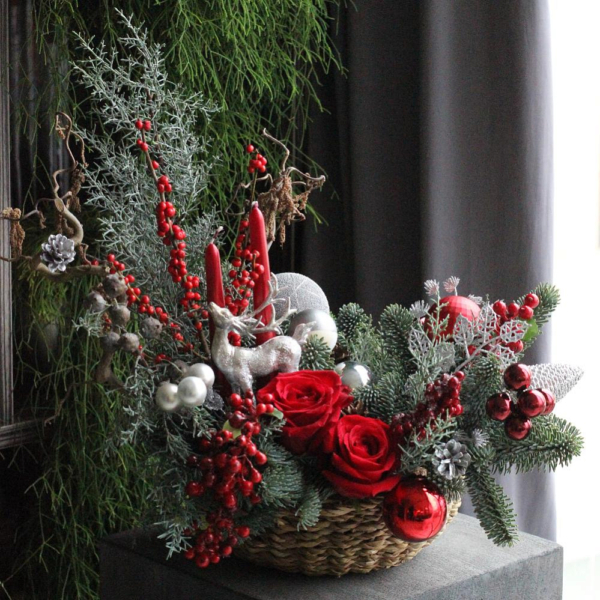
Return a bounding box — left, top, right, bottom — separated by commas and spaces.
301, 0, 555, 540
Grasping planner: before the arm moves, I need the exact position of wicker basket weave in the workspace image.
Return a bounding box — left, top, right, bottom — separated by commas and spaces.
236, 495, 461, 576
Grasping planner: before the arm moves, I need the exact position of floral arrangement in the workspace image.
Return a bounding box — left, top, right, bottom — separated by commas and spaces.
2, 16, 583, 576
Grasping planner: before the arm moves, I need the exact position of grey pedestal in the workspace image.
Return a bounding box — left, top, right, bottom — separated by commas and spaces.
99, 514, 563, 600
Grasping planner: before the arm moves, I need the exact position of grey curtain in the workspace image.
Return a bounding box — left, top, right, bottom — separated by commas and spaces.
299, 0, 555, 540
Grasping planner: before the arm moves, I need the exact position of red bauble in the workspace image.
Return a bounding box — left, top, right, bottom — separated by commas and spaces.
429, 295, 481, 338
383, 477, 447, 542
517, 389, 546, 418
503, 363, 532, 391
504, 414, 532, 440
540, 389, 556, 415
486, 393, 512, 421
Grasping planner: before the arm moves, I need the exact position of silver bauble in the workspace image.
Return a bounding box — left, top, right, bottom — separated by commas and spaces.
334, 361, 372, 390
176, 376, 207, 407
155, 382, 180, 411
188, 363, 215, 388
289, 308, 338, 350
274, 272, 330, 319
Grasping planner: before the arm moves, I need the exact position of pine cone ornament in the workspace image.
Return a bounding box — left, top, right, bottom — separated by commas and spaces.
529, 364, 583, 401
40, 234, 76, 273
432, 439, 471, 480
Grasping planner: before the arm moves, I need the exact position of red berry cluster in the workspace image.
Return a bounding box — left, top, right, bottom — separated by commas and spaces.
183, 511, 250, 568
245, 144, 268, 174
225, 219, 264, 317
134, 118, 206, 340
391, 371, 465, 449
486, 363, 556, 440
491, 293, 540, 354
183, 391, 274, 567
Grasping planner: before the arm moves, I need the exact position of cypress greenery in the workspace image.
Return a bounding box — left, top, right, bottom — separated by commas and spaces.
10, 4, 342, 598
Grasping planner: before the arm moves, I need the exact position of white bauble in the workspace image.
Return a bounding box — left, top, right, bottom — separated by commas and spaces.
334, 361, 372, 390
155, 382, 180, 412
289, 308, 338, 351
176, 376, 207, 407
188, 363, 215, 388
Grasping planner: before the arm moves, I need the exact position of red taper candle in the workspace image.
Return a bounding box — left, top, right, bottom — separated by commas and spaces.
205, 231, 225, 340
249, 202, 275, 344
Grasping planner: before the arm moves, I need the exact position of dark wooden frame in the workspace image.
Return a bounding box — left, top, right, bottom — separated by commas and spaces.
0, 0, 38, 448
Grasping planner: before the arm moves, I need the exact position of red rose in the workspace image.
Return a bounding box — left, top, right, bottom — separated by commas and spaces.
322, 415, 400, 499
257, 370, 352, 455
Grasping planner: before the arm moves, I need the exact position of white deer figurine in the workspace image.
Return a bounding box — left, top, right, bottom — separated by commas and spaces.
208, 279, 313, 393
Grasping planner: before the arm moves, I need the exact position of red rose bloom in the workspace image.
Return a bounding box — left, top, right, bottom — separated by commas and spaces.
257, 370, 352, 455
322, 415, 400, 499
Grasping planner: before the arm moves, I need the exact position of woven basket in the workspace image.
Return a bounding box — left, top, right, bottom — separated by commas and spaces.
236, 494, 461, 576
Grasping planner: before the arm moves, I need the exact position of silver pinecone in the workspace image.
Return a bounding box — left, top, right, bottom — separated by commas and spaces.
41, 234, 76, 273
433, 439, 471, 480
529, 364, 583, 401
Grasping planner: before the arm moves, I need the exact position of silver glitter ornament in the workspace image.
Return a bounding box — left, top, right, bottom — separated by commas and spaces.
529, 363, 583, 401
155, 382, 180, 411
274, 272, 330, 319
40, 233, 76, 273
334, 361, 372, 390
289, 308, 338, 350
188, 363, 215, 388
176, 376, 207, 407
208, 279, 311, 393
432, 439, 471, 480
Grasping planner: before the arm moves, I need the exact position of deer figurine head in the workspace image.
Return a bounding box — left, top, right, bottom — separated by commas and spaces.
208, 277, 313, 393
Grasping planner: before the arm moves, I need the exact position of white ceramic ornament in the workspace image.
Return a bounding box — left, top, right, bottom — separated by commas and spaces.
188, 363, 215, 388
274, 272, 330, 318
176, 376, 208, 407
334, 361, 372, 390
155, 382, 180, 412
289, 308, 338, 351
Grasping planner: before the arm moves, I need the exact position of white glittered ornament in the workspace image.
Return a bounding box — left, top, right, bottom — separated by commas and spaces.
188, 363, 215, 388
274, 272, 330, 319
176, 376, 207, 407
289, 308, 338, 350
155, 382, 180, 412
334, 361, 372, 390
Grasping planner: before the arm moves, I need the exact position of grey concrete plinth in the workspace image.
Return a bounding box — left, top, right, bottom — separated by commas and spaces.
99, 514, 562, 600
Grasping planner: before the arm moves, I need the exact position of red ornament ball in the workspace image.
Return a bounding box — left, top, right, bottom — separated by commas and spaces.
383, 477, 447, 542
486, 392, 512, 421
504, 414, 532, 440
503, 363, 532, 391
429, 295, 481, 338
517, 389, 547, 418
540, 389, 556, 415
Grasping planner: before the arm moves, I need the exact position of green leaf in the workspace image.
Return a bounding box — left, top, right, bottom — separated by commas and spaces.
223, 420, 242, 439
523, 319, 539, 342
270, 408, 284, 420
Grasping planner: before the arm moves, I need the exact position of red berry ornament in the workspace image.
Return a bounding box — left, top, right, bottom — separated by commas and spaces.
504, 414, 532, 440
506, 302, 520, 318
503, 363, 532, 391
540, 389, 556, 415
524, 293, 540, 308
429, 295, 481, 338
518, 305, 534, 320
486, 393, 512, 421
492, 300, 507, 316
517, 389, 547, 418
383, 477, 447, 542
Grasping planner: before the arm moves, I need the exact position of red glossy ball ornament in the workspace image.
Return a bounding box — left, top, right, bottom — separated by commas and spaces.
503, 363, 532, 391
486, 392, 512, 421
504, 414, 532, 440
517, 389, 547, 418
383, 477, 447, 542
540, 389, 556, 415
428, 295, 480, 339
